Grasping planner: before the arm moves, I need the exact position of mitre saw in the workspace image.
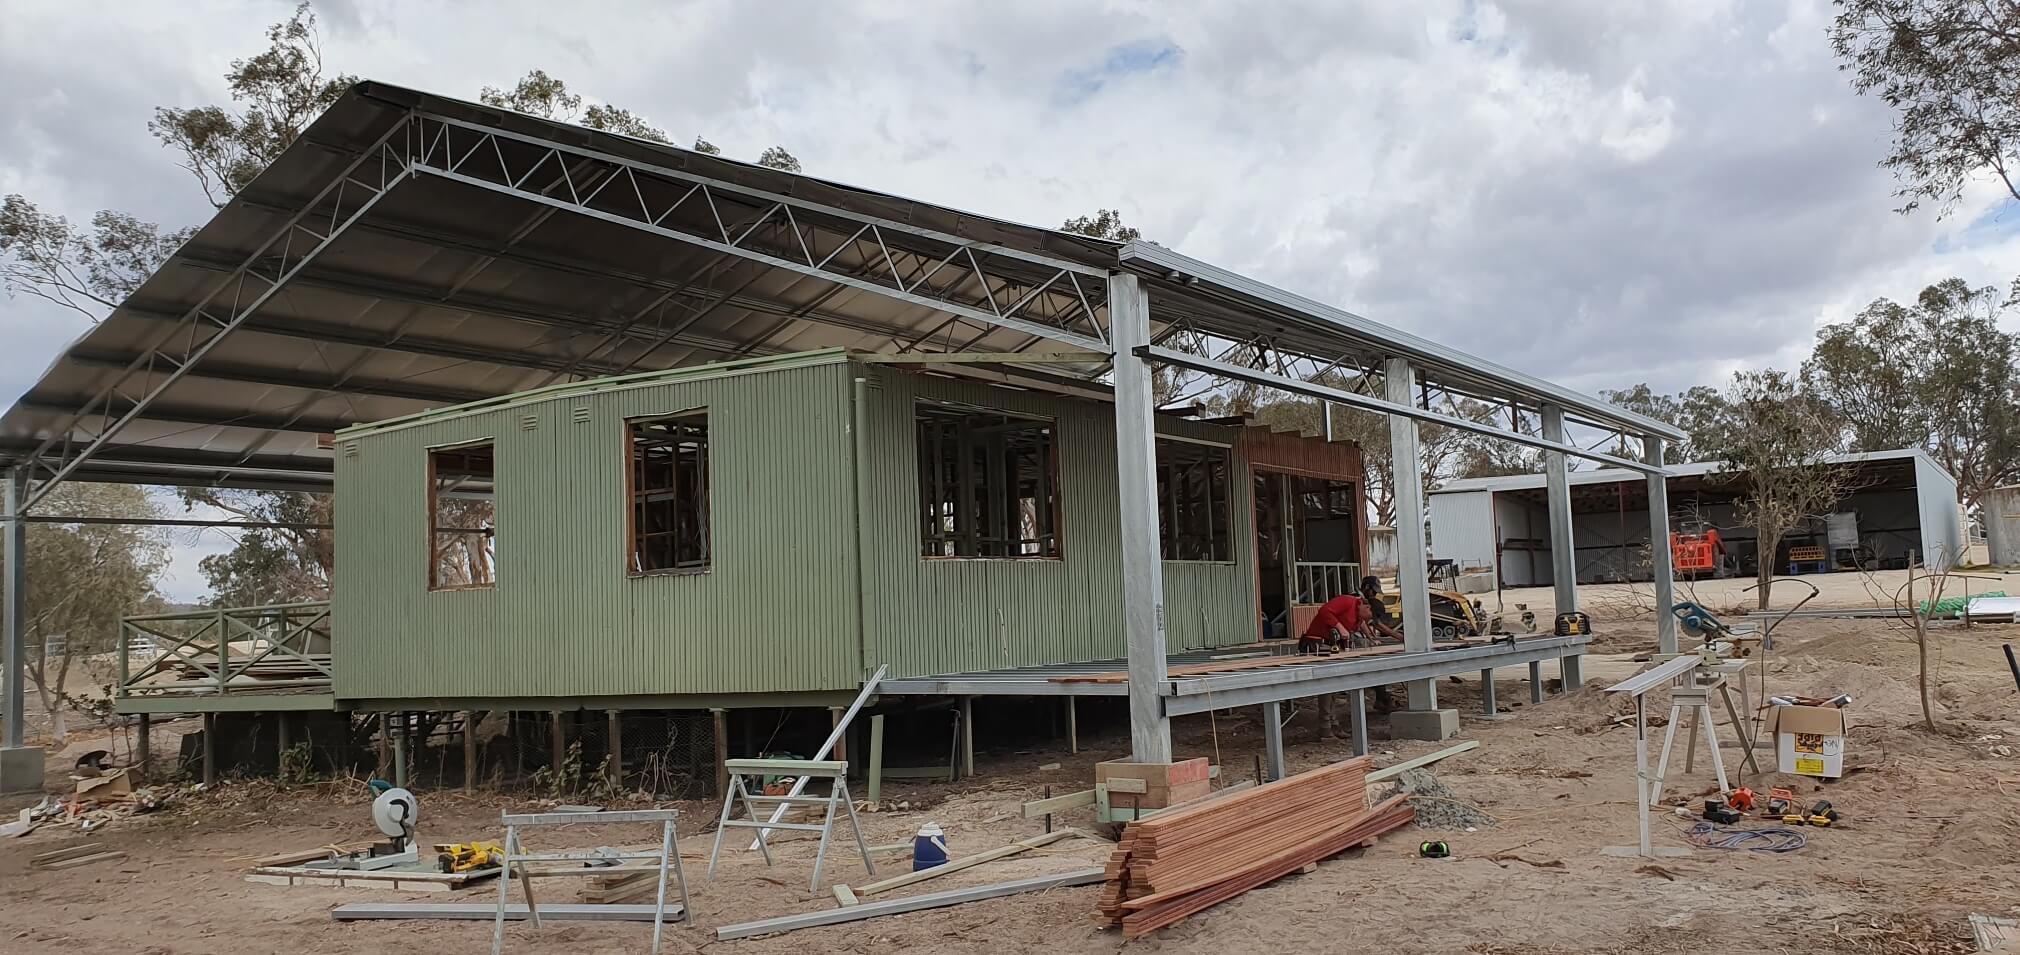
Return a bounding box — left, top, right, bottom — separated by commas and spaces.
322, 781, 421, 870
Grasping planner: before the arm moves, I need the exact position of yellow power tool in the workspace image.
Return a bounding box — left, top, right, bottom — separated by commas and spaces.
434, 841, 504, 873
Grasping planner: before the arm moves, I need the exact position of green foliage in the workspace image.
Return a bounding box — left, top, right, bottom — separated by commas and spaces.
179, 488, 333, 606
278, 742, 318, 785
756, 146, 802, 171
1060, 208, 1141, 242
1599, 383, 1733, 463
480, 69, 672, 143
149, 2, 355, 207
1804, 277, 2020, 504
693, 137, 722, 155
0, 196, 194, 321
1830, 0, 2020, 216
1707, 369, 1851, 607
2, 484, 168, 744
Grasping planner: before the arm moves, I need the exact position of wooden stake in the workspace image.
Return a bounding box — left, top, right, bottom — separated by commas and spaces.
549, 710, 566, 772
711, 708, 729, 798
606, 710, 623, 785
463, 711, 479, 791
829, 706, 847, 762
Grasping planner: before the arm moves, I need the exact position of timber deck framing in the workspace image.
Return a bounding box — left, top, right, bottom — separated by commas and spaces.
880, 634, 1589, 715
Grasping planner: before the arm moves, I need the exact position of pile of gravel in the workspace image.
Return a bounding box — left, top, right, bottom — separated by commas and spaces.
1376, 768, 1496, 830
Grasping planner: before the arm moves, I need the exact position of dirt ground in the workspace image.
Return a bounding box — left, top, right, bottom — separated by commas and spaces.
5, 615, 2019, 954
1491, 565, 2020, 620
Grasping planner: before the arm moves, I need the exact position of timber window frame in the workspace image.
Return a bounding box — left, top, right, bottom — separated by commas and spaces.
427, 439, 498, 591
626, 410, 712, 576
916, 401, 1062, 559
1156, 438, 1233, 562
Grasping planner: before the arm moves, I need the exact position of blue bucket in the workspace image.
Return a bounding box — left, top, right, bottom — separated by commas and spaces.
912, 823, 948, 871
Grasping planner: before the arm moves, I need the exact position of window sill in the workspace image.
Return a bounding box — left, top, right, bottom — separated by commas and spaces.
920, 556, 1064, 563
1162, 559, 1239, 566
429, 584, 496, 593
628, 567, 712, 578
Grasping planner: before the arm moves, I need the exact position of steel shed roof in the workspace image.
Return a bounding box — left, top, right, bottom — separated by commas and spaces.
1, 80, 1679, 499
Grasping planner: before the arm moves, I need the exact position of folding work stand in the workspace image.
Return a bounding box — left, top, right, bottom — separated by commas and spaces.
491, 808, 689, 955
709, 757, 875, 891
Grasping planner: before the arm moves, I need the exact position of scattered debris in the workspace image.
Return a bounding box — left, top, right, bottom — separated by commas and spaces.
716, 869, 1105, 941
1486, 853, 1564, 870
1971, 913, 2017, 952
31, 843, 126, 871
1635, 864, 1680, 881
1377, 769, 1497, 830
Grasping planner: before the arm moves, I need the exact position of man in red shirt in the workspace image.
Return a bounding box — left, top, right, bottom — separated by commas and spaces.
1299, 592, 1373, 653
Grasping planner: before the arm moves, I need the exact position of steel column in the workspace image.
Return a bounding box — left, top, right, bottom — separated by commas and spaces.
1347, 689, 1369, 756
2, 469, 23, 749
1112, 273, 1172, 762
1647, 436, 1678, 655
1529, 661, 1544, 704
1262, 701, 1286, 781
1386, 359, 1436, 710
1542, 406, 1578, 614
1480, 669, 1498, 716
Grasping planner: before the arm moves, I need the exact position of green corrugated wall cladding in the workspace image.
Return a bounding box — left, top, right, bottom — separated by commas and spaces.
334, 354, 861, 700
333, 353, 1278, 702
854, 365, 1259, 679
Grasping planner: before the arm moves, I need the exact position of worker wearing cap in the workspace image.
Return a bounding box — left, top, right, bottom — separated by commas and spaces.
1358, 575, 1404, 644
1298, 592, 1374, 653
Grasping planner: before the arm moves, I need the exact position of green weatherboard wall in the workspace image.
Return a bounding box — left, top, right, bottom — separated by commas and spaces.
332, 350, 1272, 704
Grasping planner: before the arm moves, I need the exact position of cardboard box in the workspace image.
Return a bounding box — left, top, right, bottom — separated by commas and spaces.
1765, 705, 1849, 778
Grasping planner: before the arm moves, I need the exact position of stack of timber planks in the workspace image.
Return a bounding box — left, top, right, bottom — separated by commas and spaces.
1097, 756, 1414, 938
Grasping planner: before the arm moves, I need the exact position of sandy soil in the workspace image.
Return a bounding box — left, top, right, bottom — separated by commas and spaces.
1486, 565, 2020, 621
4, 616, 2018, 954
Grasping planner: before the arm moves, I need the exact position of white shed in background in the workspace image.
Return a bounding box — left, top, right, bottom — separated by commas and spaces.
1427, 448, 1965, 587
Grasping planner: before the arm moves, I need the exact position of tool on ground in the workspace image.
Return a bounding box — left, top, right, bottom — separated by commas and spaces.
1726, 787, 1756, 813
1702, 798, 1741, 825
1764, 787, 1795, 817
1418, 840, 1451, 859
1805, 800, 1839, 827
435, 841, 504, 873
1554, 611, 1592, 637
324, 784, 423, 871
1682, 821, 1807, 853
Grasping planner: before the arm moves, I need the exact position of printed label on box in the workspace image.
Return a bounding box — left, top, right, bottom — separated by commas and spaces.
1795, 757, 1825, 775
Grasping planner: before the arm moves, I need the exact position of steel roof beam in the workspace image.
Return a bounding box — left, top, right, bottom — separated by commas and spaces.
61, 351, 485, 405
406, 112, 1110, 352
15, 113, 414, 512
0, 440, 327, 476
1143, 344, 1668, 475
117, 303, 625, 378
1119, 242, 1685, 442
12, 398, 354, 436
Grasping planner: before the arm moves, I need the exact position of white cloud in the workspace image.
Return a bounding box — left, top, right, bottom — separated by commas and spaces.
3, 0, 2018, 591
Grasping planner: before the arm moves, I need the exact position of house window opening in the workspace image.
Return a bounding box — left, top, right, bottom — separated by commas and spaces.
917, 403, 1060, 558
630, 412, 711, 574
429, 442, 497, 590
1158, 440, 1232, 561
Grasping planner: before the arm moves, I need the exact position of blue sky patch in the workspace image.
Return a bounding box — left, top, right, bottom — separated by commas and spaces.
1057, 38, 1182, 105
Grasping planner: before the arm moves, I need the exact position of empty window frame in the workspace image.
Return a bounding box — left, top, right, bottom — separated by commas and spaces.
428, 441, 498, 590
917, 403, 1060, 559
628, 412, 711, 574
1157, 439, 1232, 561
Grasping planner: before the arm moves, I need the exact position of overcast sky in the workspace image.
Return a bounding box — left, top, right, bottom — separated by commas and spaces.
4, 0, 2018, 600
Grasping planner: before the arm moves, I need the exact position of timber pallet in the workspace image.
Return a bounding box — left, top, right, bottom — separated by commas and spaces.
247, 863, 498, 892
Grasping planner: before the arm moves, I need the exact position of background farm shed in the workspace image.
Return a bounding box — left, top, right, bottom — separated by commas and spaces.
1427, 448, 1963, 587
